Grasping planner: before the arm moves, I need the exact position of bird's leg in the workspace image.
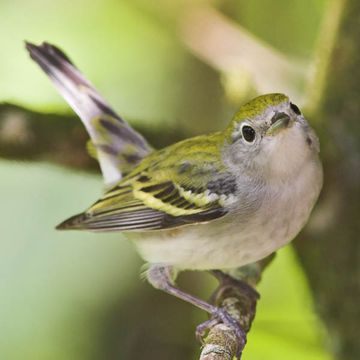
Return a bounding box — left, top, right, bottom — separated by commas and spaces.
146, 264, 246, 355
199, 257, 275, 350
195, 270, 260, 358
147, 264, 215, 313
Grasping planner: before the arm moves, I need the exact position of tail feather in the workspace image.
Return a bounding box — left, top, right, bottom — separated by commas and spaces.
26, 41, 152, 185
56, 212, 88, 230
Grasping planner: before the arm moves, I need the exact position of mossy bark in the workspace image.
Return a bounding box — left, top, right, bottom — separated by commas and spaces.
294, 1, 360, 359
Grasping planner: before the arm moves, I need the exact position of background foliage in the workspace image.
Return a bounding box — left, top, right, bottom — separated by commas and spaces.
1, 0, 358, 359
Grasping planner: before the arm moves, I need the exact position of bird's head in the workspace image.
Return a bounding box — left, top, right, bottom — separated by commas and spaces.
223, 93, 320, 180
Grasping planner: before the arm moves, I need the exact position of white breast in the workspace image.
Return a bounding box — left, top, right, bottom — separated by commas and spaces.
133, 158, 322, 271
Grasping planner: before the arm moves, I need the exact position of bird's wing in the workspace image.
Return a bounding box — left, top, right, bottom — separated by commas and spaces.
57, 135, 235, 232
26, 42, 151, 185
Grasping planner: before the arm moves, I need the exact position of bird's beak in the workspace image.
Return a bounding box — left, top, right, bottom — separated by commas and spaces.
267, 112, 291, 136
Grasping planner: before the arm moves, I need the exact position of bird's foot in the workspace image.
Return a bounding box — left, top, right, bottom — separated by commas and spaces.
196, 306, 246, 358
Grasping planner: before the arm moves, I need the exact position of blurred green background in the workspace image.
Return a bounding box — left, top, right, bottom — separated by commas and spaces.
1, 0, 358, 359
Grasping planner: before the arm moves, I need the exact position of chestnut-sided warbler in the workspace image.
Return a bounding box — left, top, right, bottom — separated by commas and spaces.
26, 42, 323, 350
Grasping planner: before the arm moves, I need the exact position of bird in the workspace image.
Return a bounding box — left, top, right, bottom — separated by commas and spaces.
26, 41, 323, 354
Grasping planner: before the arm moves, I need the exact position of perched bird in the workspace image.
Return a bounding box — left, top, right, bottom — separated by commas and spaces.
26, 42, 323, 352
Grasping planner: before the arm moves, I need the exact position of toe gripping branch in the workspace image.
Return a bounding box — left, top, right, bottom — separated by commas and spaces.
146, 254, 275, 360
199, 256, 275, 360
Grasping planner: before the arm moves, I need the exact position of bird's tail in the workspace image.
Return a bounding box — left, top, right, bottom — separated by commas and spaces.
25, 41, 152, 185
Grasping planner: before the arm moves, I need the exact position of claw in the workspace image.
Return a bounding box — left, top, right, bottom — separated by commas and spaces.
195, 307, 246, 359
213, 308, 246, 357
195, 318, 218, 344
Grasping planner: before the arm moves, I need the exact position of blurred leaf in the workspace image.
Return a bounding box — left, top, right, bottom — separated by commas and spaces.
234, 0, 327, 57
0, 160, 141, 359
0, 0, 185, 124
245, 246, 331, 360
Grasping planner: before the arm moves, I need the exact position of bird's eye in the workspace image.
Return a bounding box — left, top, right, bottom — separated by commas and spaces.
290, 102, 301, 115
241, 125, 256, 143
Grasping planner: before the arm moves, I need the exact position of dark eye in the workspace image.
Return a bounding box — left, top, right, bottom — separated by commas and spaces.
241, 125, 256, 143
290, 102, 301, 115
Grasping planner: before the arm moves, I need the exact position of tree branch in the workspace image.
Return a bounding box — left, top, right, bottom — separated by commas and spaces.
0, 103, 188, 169
0, 102, 97, 171
199, 256, 275, 360
178, 5, 306, 103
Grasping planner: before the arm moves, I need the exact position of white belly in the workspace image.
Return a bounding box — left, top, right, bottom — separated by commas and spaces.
133, 159, 322, 270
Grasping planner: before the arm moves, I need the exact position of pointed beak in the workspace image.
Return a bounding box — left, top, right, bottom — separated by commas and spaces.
267, 112, 291, 136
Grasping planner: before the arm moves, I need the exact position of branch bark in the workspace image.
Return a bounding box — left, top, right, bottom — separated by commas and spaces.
199, 256, 275, 360
0, 103, 187, 170
0, 102, 97, 171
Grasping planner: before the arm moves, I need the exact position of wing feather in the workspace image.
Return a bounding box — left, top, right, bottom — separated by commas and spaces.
57, 134, 235, 232
57, 179, 227, 231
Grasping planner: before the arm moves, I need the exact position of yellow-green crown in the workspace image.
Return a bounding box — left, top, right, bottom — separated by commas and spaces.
225, 93, 289, 140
